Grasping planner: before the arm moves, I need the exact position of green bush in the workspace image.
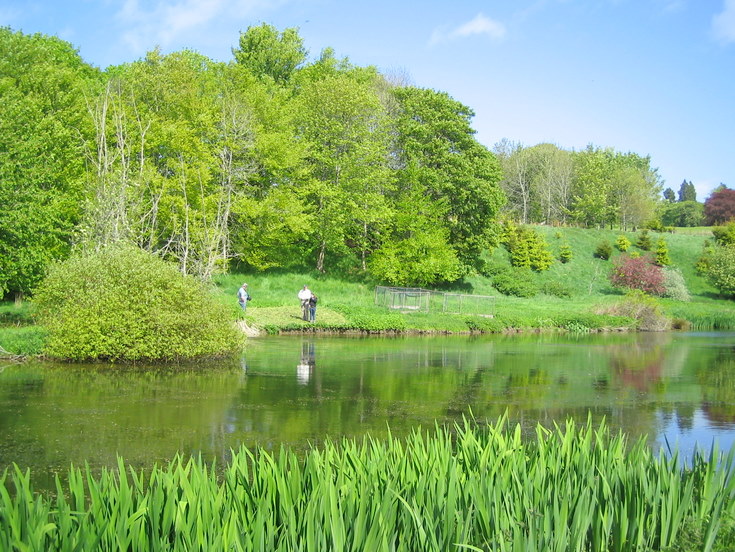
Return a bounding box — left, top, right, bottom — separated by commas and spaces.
662, 268, 691, 302
541, 281, 572, 298
706, 245, 735, 298
492, 269, 538, 298
712, 221, 735, 246
558, 243, 573, 264
502, 222, 554, 272
593, 241, 613, 260
615, 235, 631, 252
655, 238, 671, 266
33, 246, 243, 361
636, 229, 652, 251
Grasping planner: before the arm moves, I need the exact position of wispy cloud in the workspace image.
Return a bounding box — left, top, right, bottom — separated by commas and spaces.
115, 0, 283, 55
430, 13, 506, 46
713, 0, 735, 44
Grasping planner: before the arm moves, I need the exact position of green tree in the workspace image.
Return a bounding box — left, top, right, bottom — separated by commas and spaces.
0, 29, 100, 299
232, 24, 307, 85
393, 87, 504, 272
655, 238, 671, 266
706, 245, 735, 298
663, 187, 676, 202
294, 69, 393, 272
660, 201, 703, 227
677, 179, 697, 202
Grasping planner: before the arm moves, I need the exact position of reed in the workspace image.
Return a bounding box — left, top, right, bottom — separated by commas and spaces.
1, 416, 734, 551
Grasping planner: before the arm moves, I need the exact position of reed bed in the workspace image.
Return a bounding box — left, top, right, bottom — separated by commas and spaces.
2, 416, 734, 551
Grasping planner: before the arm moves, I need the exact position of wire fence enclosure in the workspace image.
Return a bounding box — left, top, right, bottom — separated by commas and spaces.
374, 286, 495, 317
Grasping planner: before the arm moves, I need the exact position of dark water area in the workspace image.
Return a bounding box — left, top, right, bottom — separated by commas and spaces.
1, 331, 735, 490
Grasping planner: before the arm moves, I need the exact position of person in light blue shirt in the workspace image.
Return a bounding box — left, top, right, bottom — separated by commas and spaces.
237, 283, 250, 311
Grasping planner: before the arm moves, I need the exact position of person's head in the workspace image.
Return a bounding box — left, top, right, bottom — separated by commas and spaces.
242, 283, 247, 288
303, 285, 308, 289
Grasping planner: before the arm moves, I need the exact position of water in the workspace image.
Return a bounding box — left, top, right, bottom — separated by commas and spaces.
1, 331, 734, 489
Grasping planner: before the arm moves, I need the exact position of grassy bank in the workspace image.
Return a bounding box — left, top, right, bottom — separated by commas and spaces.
2, 226, 734, 355
216, 226, 735, 335
2, 416, 734, 551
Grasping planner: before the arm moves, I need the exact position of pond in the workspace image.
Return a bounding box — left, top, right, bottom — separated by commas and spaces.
1, 331, 734, 490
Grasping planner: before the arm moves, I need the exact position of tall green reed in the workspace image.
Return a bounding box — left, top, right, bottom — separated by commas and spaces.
2, 415, 734, 551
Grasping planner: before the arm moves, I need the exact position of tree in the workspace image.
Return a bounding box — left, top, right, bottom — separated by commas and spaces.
294, 69, 393, 272
660, 201, 703, 227
706, 245, 735, 298
393, 87, 504, 272
704, 186, 735, 225
663, 188, 676, 202
677, 180, 697, 202
0, 29, 100, 299
232, 24, 307, 85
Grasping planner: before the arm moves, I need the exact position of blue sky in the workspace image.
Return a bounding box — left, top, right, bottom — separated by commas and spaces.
3, 0, 734, 200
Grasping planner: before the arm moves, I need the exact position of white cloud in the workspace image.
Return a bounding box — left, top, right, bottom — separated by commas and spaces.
115, 0, 282, 56
430, 13, 506, 46
713, 0, 735, 44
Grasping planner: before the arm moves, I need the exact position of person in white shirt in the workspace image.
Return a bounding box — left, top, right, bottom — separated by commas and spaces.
297, 285, 311, 320
237, 283, 250, 311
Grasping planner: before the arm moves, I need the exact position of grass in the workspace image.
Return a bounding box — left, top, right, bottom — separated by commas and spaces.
2, 415, 734, 551
211, 225, 732, 334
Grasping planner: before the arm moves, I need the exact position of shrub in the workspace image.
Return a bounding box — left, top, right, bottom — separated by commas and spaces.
712, 221, 735, 246
706, 245, 735, 298
636, 229, 652, 251
558, 243, 573, 264
593, 241, 613, 260
597, 290, 670, 331
662, 268, 691, 302
501, 222, 554, 272
33, 246, 243, 361
695, 240, 714, 275
655, 238, 671, 266
492, 269, 538, 297
609, 254, 665, 296
615, 235, 631, 252
541, 281, 572, 298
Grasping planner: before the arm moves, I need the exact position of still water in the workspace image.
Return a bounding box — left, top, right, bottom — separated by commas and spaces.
1, 332, 734, 488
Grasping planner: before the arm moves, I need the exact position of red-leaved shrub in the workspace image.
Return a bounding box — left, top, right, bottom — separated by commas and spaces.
609, 254, 665, 295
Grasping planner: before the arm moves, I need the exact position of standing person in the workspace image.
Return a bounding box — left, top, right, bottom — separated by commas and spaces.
237, 283, 250, 311
308, 292, 318, 322
297, 285, 311, 321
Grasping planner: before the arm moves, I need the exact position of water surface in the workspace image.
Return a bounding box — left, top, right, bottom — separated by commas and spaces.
1, 332, 734, 488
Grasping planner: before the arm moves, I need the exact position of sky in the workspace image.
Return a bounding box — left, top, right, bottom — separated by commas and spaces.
3, 0, 735, 200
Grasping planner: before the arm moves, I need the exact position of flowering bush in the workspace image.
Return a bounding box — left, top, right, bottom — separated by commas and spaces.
609, 254, 665, 296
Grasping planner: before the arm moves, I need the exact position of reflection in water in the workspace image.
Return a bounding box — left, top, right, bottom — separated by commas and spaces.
296, 340, 316, 384
2, 332, 735, 491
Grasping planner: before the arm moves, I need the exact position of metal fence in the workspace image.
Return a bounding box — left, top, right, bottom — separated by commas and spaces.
375, 286, 495, 317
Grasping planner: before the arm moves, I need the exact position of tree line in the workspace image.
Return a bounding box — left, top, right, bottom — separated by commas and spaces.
1, 24, 731, 300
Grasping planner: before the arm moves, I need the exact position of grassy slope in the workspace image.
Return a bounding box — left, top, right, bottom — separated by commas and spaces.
216, 226, 734, 334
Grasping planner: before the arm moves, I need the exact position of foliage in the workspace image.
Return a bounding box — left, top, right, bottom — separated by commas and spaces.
232, 23, 307, 84
0, 28, 100, 299
660, 200, 704, 227
558, 242, 573, 263
593, 241, 613, 260
712, 221, 735, 246
501, 221, 554, 271
609, 254, 666, 296
393, 87, 505, 272
615, 234, 631, 251
33, 246, 243, 361
598, 290, 670, 331
662, 268, 691, 302
2, 417, 735, 551
0, 326, 46, 355
540, 281, 572, 298
706, 245, 735, 298
655, 237, 671, 266
695, 240, 715, 275
704, 186, 735, 225
677, 179, 697, 202
492, 268, 538, 297
636, 229, 652, 251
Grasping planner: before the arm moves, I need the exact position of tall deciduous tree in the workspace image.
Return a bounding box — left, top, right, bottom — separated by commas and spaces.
393, 87, 504, 272
704, 186, 735, 225
0, 29, 100, 299
233, 24, 307, 85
